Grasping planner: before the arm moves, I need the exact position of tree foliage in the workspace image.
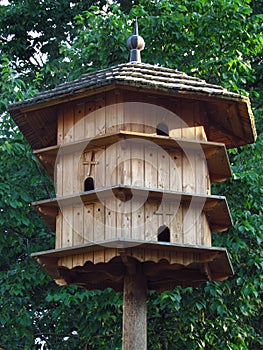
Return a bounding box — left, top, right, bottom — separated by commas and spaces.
0, 0, 262, 349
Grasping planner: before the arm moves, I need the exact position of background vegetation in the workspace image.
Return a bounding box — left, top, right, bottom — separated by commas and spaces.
0, 0, 262, 349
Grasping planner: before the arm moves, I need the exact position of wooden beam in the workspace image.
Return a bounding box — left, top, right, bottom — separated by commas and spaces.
122, 259, 147, 350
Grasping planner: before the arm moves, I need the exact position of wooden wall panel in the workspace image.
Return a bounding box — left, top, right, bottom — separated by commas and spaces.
157, 148, 170, 190
83, 204, 94, 243
105, 198, 117, 240
63, 103, 74, 142
53, 94, 215, 255
144, 146, 158, 189
131, 201, 145, 240
61, 206, 73, 247
59, 256, 73, 269
72, 254, 84, 267
62, 153, 74, 196
74, 151, 84, 193
94, 202, 105, 241
105, 91, 118, 134
143, 103, 157, 134
94, 148, 105, 188
95, 95, 106, 136
182, 205, 197, 245
203, 215, 212, 246
73, 205, 84, 245
169, 149, 182, 192
74, 103, 85, 141
131, 144, 144, 187
84, 100, 95, 139
182, 154, 195, 193
195, 151, 208, 194
57, 106, 64, 145
117, 201, 132, 239
145, 202, 158, 241
55, 155, 63, 196
55, 211, 62, 248
105, 144, 117, 187
170, 205, 183, 244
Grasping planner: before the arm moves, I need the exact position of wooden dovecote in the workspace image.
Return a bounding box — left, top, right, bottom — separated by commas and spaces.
9, 35, 256, 292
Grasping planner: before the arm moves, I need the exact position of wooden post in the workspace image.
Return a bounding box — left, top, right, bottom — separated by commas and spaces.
122, 259, 147, 350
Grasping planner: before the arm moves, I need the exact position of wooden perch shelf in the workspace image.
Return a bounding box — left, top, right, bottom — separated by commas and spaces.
31, 239, 234, 291
33, 130, 232, 183
33, 185, 232, 233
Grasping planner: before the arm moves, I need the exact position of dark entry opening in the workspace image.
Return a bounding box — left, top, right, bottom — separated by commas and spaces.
84, 177, 94, 191
156, 123, 169, 136
158, 225, 170, 242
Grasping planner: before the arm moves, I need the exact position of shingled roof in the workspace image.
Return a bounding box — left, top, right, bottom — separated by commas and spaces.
8, 62, 256, 150
9, 62, 249, 111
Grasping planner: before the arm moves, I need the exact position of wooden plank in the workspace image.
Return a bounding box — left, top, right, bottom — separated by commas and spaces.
123, 100, 132, 131
195, 206, 203, 246
182, 152, 195, 193
74, 102, 85, 142
143, 102, 156, 134
105, 90, 118, 134
83, 251, 94, 264
117, 201, 131, 240
55, 153, 63, 196
73, 205, 84, 245
62, 152, 74, 196
105, 197, 117, 240
55, 211, 62, 249
117, 141, 131, 185
72, 254, 84, 268
94, 202, 105, 242
203, 214, 212, 246
75, 151, 85, 193
132, 248, 145, 262
195, 150, 207, 194
169, 149, 182, 192
84, 99, 95, 139
116, 90, 124, 131
61, 206, 73, 248
59, 256, 73, 269
131, 143, 144, 187
170, 204, 183, 244
105, 248, 117, 263
94, 249, 105, 264
105, 143, 116, 187
132, 201, 145, 240
56, 107, 64, 196
157, 147, 170, 190
83, 204, 94, 243
158, 247, 171, 263
63, 103, 74, 143
183, 205, 196, 245
57, 106, 64, 145
130, 102, 144, 133
94, 148, 105, 188
181, 101, 194, 128
144, 146, 158, 189
145, 202, 158, 241
95, 94, 106, 136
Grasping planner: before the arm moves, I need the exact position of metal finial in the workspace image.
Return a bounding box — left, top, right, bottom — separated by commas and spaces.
127, 19, 145, 63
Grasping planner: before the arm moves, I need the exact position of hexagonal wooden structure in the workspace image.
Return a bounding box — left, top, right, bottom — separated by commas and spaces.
9, 62, 256, 292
